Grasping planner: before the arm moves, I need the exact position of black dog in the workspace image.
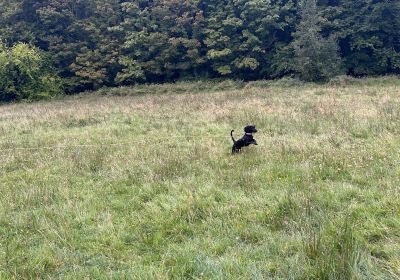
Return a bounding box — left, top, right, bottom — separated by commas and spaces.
231, 125, 258, 153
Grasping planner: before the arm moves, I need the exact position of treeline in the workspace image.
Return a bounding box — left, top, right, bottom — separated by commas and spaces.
0, 0, 399, 100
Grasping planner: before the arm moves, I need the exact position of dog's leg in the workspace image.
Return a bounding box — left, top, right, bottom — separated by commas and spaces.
232, 145, 240, 154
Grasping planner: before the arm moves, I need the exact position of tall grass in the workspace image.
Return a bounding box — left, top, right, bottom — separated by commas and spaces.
0, 77, 399, 279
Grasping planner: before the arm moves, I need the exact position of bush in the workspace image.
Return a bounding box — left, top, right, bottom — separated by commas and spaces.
0, 43, 62, 102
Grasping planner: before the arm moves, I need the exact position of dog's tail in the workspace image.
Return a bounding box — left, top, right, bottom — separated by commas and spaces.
231, 130, 236, 143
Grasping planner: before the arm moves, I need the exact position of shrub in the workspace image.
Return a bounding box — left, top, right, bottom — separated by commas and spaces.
0, 43, 62, 102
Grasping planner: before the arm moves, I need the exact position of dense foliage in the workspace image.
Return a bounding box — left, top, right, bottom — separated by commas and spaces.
292, 0, 343, 81
0, 0, 399, 95
0, 43, 62, 101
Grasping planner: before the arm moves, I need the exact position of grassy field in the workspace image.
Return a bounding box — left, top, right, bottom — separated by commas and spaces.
1, 77, 400, 279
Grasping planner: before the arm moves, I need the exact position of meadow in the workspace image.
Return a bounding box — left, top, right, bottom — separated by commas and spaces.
0, 77, 399, 279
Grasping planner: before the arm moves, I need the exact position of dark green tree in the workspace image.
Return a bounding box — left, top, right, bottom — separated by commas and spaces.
201, 0, 296, 79
116, 0, 205, 84
321, 0, 400, 75
292, 0, 342, 81
35, 0, 122, 91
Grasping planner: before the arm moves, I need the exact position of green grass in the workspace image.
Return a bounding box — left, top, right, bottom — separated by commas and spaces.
1, 77, 400, 279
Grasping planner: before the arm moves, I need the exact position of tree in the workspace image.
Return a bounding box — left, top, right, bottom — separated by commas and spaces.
0, 43, 62, 101
35, 0, 122, 92
292, 0, 343, 82
0, 0, 399, 97
321, 0, 400, 75
201, 0, 296, 79
116, 0, 205, 84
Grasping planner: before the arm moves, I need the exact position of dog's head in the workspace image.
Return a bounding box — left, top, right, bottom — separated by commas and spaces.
244, 125, 257, 134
